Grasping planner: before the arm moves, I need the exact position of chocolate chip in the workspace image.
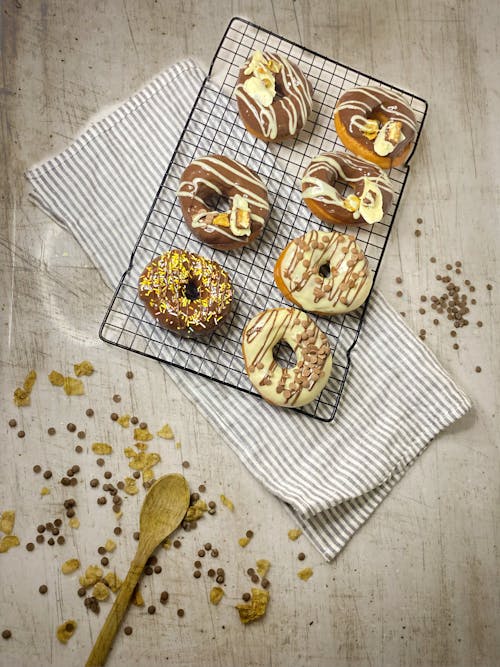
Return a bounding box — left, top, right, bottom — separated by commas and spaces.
77, 431, 86, 439
112, 394, 121, 403
414, 229, 421, 237
8, 419, 17, 428
126, 371, 134, 379
114, 527, 122, 536
419, 308, 425, 315
251, 574, 259, 583
177, 609, 184, 617
216, 575, 224, 584
417, 217, 423, 224
450, 331, 457, 338
198, 484, 206, 493
182, 461, 190, 469
395, 277, 402, 284
203, 543, 212, 551
145, 566, 153, 575
75, 445, 83, 453
78, 587, 86, 597
486, 284, 492, 290
298, 552, 306, 561
66, 509, 75, 518
97, 497, 107, 505
133, 532, 140, 541
208, 501, 216, 509
61, 477, 71, 486
197, 549, 205, 558
36, 535, 44, 544
2, 630, 12, 639
261, 578, 270, 589
430, 257, 436, 263
245, 530, 254, 539
90, 479, 99, 488
131, 416, 139, 425
396, 291, 403, 297
110, 413, 119, 421
26, 542, 35, 551
67, 423, 76, 432
148, 605, 156, 614
47, 427, 56, 435
33, 465, 41, 473
208, 508, 216, 515
242, 592, 251, 602
210, 549, 219, 557
124, 626, 133, 635
133, 471, 140, 479
17, 430, 25, 438
193, 570, 201, 579
39, 585, 48, 595
139, 422, 147, 430
207, 569, 215, 577
98, 546, 106, 555
86, 408, 94, 417
475, 366, 482, 373
104, 471, 112, 479
453, 343, 459, 350
247, 568, 255, 576
96, 458, 105, 467
477, 321, 483, 327
57, 536, 65, 545
154, 565, 162, 574
216, 568, 224, 576
160, 591, 169, 604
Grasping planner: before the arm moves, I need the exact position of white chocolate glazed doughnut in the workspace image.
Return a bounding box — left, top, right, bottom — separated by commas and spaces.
274, 230, 373, 315
242, 307, 332, 408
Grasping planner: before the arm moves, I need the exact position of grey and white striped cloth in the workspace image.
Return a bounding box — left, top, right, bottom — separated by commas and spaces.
26, 59, 471, 561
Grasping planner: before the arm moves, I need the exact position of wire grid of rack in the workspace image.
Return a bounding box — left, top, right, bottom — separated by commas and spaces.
99, 17, 428, 422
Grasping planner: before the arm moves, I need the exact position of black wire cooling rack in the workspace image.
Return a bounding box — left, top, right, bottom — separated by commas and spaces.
99, 17, 428, 422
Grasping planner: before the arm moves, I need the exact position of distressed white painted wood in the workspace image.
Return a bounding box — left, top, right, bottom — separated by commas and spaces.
1, 1, 499, 666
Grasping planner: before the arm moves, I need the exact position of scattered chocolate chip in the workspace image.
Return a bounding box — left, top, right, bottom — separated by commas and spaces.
475, 366, 481, 373
261, 578, 270, 589
147, 605, 156, 615
47, 538, 54, 546
98, 546, 106, 555
100, 557, 109, 567
57, 536, 65, 545
86, 408, 94, 417
2, 630, 12, 640
133, 471, 140, 479
47, 427, 56, 436
61, 477, 71, 486
216, 568, 224, 576
130, 416, 139, 425
208, 501, 216, 509
177, 609, 184, 617
419, 308, 425, 315
66, 509, 75, 518
8, 419, 17, 428
193, 570, 201, 579
395, 277, 402, 284
430, 257, 436, 263
97, 497, 107, 505
242, 592, 251, 602
414, 230, 421, 237
145, 566, 153, 576
208, 508, 216, 515
216, 575, 224, 584
247, 568, 255, 576
477, 321, 483, 327
207, 569, 215, 577
117, 481, 125, 490
33, 465, 41, 474
112, 394, 121, 403
36, 535, 44, 544
160, 591, 169, 604
203, 543, 212, 551
197, 549, 205, 558
75, 445, 83, 453
67, 423, 76, 433
245, 530, 254, 539
96, 458, 105, 467
77, 431, 86, 439
133, 532, 140, 541
110, 413, 119, 421
104, 471, 112, 479
450, 331, 457, 338
126, 371, 134, 379
453, 343, 459, 350
210, 549, 219, 558
486, 284, 492, 290
139, 422, 147, 430
124, 626, 133, 635
198, 484, 206, 493
396, 291, 403, 297
17, 430, 25, 438
182, 461, 190, 469
417, 217, 423, 224
26, 542, 35, 551
90, 478, 99, 488
154, 565, 162, 574
39, 585, 48, 595
78, 587, 86, 597
251, 574, 259, 583
194, 560, 202, 569
114, 527, 122, 536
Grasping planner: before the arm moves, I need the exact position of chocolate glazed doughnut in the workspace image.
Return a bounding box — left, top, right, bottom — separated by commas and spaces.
235, 51, 313, 143
177, 155, 270, 251
334, 86, 417, 169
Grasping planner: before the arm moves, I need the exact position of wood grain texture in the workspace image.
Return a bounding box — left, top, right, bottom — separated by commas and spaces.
1, 1, 499, 667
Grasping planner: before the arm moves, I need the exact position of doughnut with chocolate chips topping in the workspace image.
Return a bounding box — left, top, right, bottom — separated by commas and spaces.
242, 307, 332, 408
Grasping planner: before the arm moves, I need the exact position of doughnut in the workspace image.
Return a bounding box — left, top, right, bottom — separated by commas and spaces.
301, 152, 393, 226
334, 86, 417, 169
138, 249, 233, 337
177, 155, 270, 251
274, 229, 373, 315
242, 307, 332, 408
235, 50, 313, 143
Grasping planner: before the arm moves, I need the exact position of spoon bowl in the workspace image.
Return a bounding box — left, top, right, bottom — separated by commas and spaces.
86, 473, 190, 666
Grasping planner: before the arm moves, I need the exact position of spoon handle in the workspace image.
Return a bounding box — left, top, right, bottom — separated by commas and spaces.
86, 556, 145, 667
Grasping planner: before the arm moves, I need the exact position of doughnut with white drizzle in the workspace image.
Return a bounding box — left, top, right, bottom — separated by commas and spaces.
235, 50, 313, 143
301, 152, 393, 226
334, 85, 417, 169
177, 154, 270, 251
274, 229, 373, 315
242, 307, 332, 408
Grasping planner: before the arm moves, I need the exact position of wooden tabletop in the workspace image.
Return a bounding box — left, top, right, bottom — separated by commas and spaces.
1, 2, 499, 666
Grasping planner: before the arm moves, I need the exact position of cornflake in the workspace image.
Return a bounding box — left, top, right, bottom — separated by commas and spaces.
63, 376, 85, 396
61, 558, 80, 575
142, 468, 154, 484
92, 442, 113, 455
210, 587, 224, 605
162, 539, 171, 550
238, 537, 250, 548
185, 499, 207, 522
236, 588, 270, 624
256, 559, 270, 578
123, 477, 139, 495
157, 424, 174, 440
298, 567, 313, 581
0, 510, 16, 535
220, 495, 235, 511
0, 535, 20, 553
48, 370, 64, 386
104, 571, 122, 593
128, 451, 160, 471
40, 487, 51, 496
69, 517, 80, 529
14, 370, 37, 406
79, 564, 103, 588
117, 414, 130, 428
74, 361, 94, 377
57, 620, 77, 644
104, 539, 116, 552
92, 581, 110, 601
288, 529, 302, 541
134, 427, 153, 442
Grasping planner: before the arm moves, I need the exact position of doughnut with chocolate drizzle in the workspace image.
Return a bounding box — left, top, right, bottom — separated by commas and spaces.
177, 155, 270, 251
301, 152, 393, 226
242, 307, 332, 408
334, 86, 417, 169
138, 249, 233, 337
274, 230, 373, 315
235, 50, 313, 143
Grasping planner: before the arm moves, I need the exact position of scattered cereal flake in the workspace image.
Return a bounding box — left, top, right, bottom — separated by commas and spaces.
40, 487, 51, 496
157, 424, 174, 440
48, 370, 65, 386
63, 376, 85, 396
13, 387, 30, 407
297, 567, 313, 581
256, 559, 270, 578
238, 537, 250, 548
92, 442, 113, 455
135, 442, 148, 452
185, 499, 207, 522
61, 558, 80, 575
128, 451, 160, 471
220, 495, 234, 511
117, 414, 130, 428
0, 511, 15, 535
124, 447, 136, 459
23, 370, 37, 392
288, 529, 302, 541
92, 581, 110, 601
175, 441, 181, 449
79, 564, 103, 588
104, 571, 122, 593
236, 588, 270, 624
210, 587, 224, 605
104, 539, 116, 553
162, 539, 171, 550
134, 427, 153, 442
69, 517, 80, 529
0, 535, 20, 553
123, 477, 139, 495
57, 620, 77, 644
131, 587, 144, 606
142, 468, 154, 483
74, 361, 94, 377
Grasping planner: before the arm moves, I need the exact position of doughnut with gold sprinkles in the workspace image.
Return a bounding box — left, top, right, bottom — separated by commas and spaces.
138, 249, 233, 337
242, 307, 332, 408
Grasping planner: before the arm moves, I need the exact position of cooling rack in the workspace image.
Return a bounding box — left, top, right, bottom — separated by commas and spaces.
99, 17, 428, 422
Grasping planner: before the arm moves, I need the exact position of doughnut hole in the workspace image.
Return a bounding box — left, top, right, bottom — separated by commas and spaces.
206, 194, 230, 214
272, 340, 297, 370
318, 263, 331, 279
184, 280, 200, 301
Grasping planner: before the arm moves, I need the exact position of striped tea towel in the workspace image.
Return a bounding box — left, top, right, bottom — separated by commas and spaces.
26, 59, 471, 561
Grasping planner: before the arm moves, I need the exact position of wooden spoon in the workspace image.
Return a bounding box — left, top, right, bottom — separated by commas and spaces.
86, 473, 190, 666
